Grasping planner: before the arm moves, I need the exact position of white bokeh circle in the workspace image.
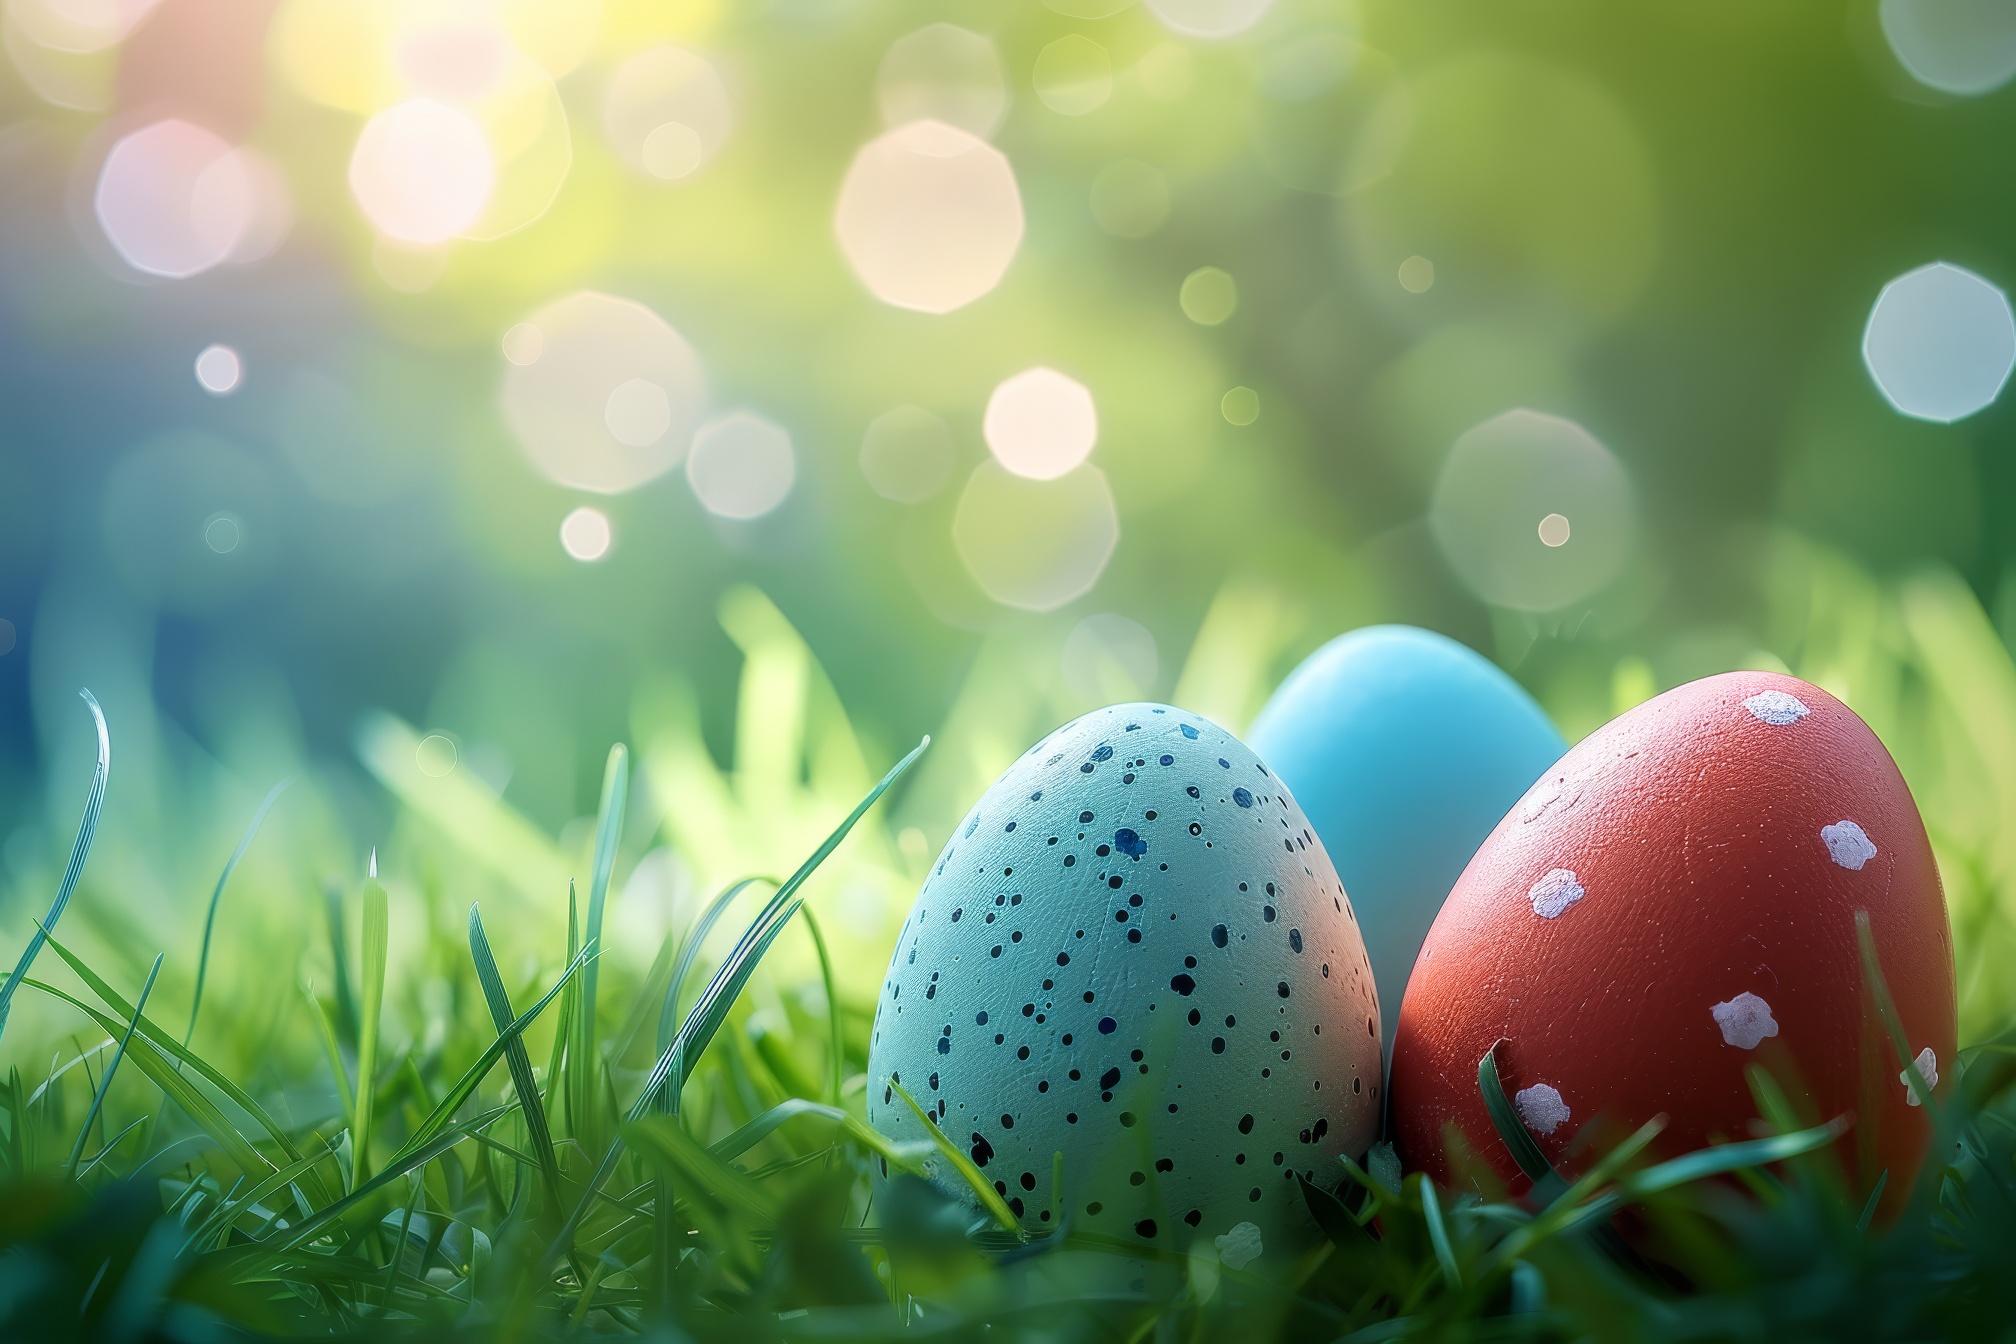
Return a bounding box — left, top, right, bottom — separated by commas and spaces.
500, 292, 708, 494
983, 367, 1097, 480
1862, 261, 2016, 423
1880, 0, 2016, 96
95, 120, 256, 278
877, 24, 1008, 137
1143, 0, 1276, 40
953, 460, 1119, 611
834, 119, 1024, 314
687, 412, 796, 520
349, 98, 494, 243
603, 46, 732, 182
1429, 409, 1635, 612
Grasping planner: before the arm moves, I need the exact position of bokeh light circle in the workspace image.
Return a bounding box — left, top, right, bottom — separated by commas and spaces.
501, 291, 708, 494
502, 322, 543, 365
349, 98, 494, 243
95, 120, 255, 278
1143, 0, 1275, 40
560, 506, 613, 560
877, 24, 1008, 137
605, 377, 672, 447
861, 405, 954, 502
984, 367, 1097, 480
604, 46, 731, 182
10, 0, 161, 53
416, 733, 458, 776
1862, 261, 2016, 423
1221, 386, 1259, 425
1034, 35, 1113, 115
194, 344, 241, 394
1062, 612, 1158, 701
1429, 409, 1635, 612
1179, 266, 1237, 325
834, 119, 1025, 314
953, 460, 1119, 611
687, 412, 796, 520
203, 513, 241, 554
1880, 0, 2016, 96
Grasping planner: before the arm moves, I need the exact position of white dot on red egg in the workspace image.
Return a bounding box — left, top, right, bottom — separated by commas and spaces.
1901, 1046, 1938, 1106
1710, 991, 1779, 1050
1526, 868, 1584, 919
1513, 1083, 1570, 1134
1743, 690, 1811, 726
1822, 820, 1877, 871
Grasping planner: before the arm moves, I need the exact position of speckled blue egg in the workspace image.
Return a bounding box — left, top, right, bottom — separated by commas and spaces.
867, 703, 1382, 1258
1247, 626, 1565, 1065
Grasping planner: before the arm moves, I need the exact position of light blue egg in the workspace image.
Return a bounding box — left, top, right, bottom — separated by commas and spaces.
1247, 627, 1565, 1065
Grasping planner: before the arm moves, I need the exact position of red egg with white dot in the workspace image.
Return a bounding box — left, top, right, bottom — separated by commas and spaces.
1389, 672, 1955, 1210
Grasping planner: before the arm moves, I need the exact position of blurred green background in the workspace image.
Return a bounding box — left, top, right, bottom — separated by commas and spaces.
5, 0, 2016, 1076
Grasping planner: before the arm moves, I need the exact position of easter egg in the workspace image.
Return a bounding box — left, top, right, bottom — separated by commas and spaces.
1248, 626, 1564, 1064
1388, 672, 1956, 1203
866, 703, 1383, 1255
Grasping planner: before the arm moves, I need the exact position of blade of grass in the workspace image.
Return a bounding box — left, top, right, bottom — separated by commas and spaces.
323, 882, 359, 1050
353, 874, 389, 1190
576, 745, 628, 1144
1418, 1175, 1462, 1290
0, 689, 108, 1048
1856, 910, 1937, 1111
1620, 1115, 1851, 1199
800, 905, 844, 1107
68, 953, 163, 1173
185, 780, 290, 1049
398, 940, 594, 1158
889, 1079, 1021, 1235
380, 1174, 424, 1315
30, 992, 281, 1185
469, 905, 564, 1216
306, 982, 354, 1137
658, 878, 767, 1057
545, 737, 929, 1274
275, 1104, 516, 1251
76, 1116, 147, 1177
1856, 1169, 1891, 1234
624, 1114, 778, 1223
549, 883, 578, 1139
1477, 1040, 1564, 1193
184, 1140, 341, 1254
29, 935, 339, 1207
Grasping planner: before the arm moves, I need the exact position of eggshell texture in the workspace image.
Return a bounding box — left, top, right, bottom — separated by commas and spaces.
1249, 626, 1564, 1064
1389, 672, 1956, 1203
867, 704, 1382, 1253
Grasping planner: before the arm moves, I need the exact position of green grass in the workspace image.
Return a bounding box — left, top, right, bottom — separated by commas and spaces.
2, 559, 2016, 1340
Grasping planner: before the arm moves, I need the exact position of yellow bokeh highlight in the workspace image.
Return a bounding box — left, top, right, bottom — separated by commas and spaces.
270, 0, 399, 113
